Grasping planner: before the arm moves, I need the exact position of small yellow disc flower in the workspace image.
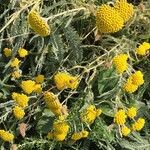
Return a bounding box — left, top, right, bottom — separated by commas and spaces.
114, 0, 134, 23
11, 58, 20, 67
81, 105, 102, 124
21, 80, 36, 94
12, 70, 22, 79
13, 106, 25, 120
3, 48, 12, 57
43, 92, 62, 116
71, 130, 89, 141
132, 118, 145, 131
12, 92, 29, 108
127, 107, 137, 119
35, 74, 44, 83
136, 42, 150, 56
53, 121, 69, 134
28, 11, 50, 37
123, 78, 138, 93
18, 48, 28, 58
130, 71, 144, 86
113, 54, 128, 74
47, 119, 69, 141
34, 84, 42, 94
54, 72, 79, 90
114, 109, 127, 125
0, 130, 14, 142
121, 125, 131, 136
96, 4, 124, 33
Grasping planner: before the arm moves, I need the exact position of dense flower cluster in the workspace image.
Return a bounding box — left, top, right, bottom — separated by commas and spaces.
54, 72, 79, 90
35, 74, 45, 83
71, 130, 89, 141
21, 80, 36, 94
43, 92, 63, 116
28, 11, 50, 37
0, 130, 14, 142
121, 125, 131, 136
114, 107, 145, 136
11, 58, 20, 68
11, 70, 22, 79
13, 106, 25, 120
127, 107, 137, 119
18, 48, 28, 58
47, 119, 69, 141
132, 118, 145, 131
80, 105, 102, 124
136, 42, 150, 55
124, 71, 144, 93
3, 48, 12, 57
96, 0, 134, 33
96, 4, 124, 33
114, 0, 134, 23
12, 92, 29, 108
113, 54, 128, 74
114, 109, 127, 125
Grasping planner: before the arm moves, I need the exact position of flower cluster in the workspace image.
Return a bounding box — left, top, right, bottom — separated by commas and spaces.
12, 92, 29, 108
12, 106, 25, 120
35, 74, 45, 83
114, 107, 145, 136
114, 0, 134, 23
136, 42, 150, 56
80, 105, 102, 124
28, 11, 50, 37
18, 48, 28, 58
113, 54, 128, 74
3, 48, 12, 57
96, 0, 134, 33
124, 71, 144, 93
71, 130, 89, 141
54, 72, 79, 90
47, 119, 69, 141
43, 92, 64, 116
0, 130, 14, 142
21, 80, 42, 94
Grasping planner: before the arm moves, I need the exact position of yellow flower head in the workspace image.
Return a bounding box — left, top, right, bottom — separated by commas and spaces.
11, 58, 20, 67
121, 125, 131, 136
53, 132, 67, 141
53, 121, 69, 134
0, 130, 14, 142
66, 76, 79, 90
12, 92, 29, 108
18, 48, 28, 58
3, 48, 12, 57
136, 42, 150, 56
21, 80, 36, 94
34, 84, 42, 94
96, 4, 124, 33
13, 106, 25, 120
123, 78, 138, 93
48, 119, 69, 141
127, 107, 137, 119
71, 130, 89, 141
81, 105, 102, 124
130, 71, 144, 86
28, 11, 50, 37
114, 109, 127, 125
114, 0, 134, 23
113, 54, 128, 74
12, 70, 22, 79
54, 72, 79, 90
43, 92, 62, 116
35, 74, 44, 83
132, 118, 145, 131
